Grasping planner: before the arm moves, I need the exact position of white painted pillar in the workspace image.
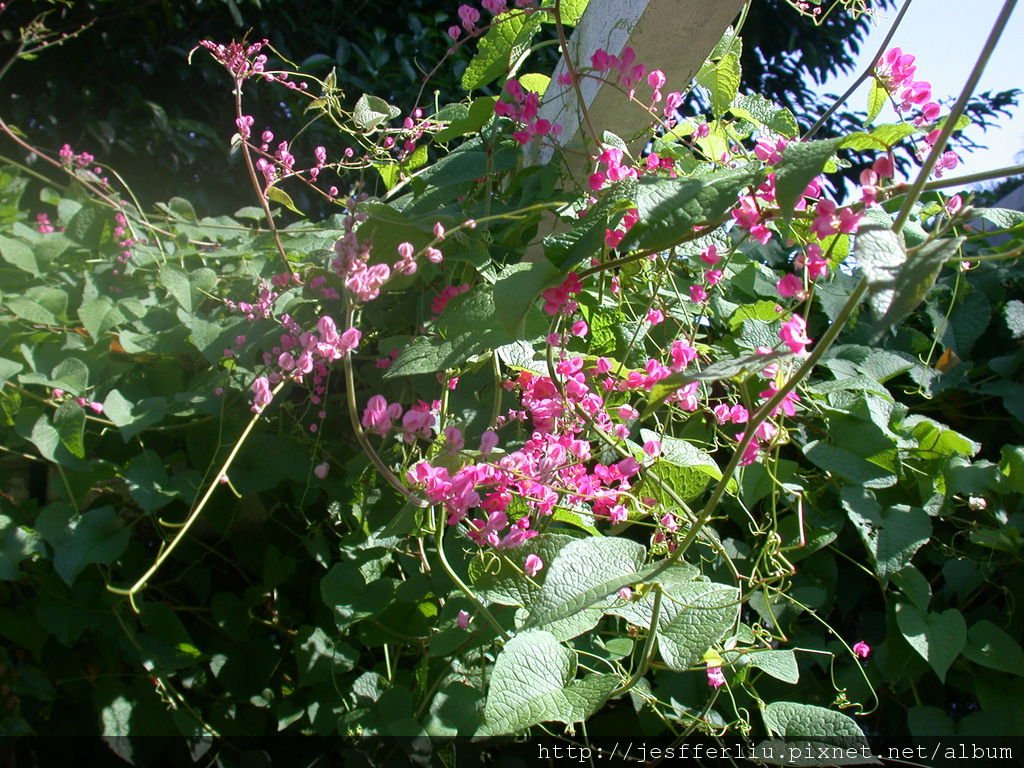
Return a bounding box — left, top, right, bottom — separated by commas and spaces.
527, 0, 747, 181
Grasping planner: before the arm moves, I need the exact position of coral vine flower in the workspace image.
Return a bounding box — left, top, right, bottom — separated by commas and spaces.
779, 313, 811, 356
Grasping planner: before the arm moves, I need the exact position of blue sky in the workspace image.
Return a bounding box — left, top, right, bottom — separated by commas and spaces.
816, 1, 1023, 192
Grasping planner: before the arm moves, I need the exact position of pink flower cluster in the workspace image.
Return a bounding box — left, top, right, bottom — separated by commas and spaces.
36, 213, 55, 234
249, 314, 361, 415
362, 395, 438, 442
875, 47, 932, 114
494, 79, 560, 145
448, 0, 535, 40
541, 273, 582, 315
58, 143, 95, 169
198, 38, 269, 81
590, 46, 646, 95
875, 48, 959, 176
111, 211, 136, 277
400, 326, 713, 551
330, 200, 446, 303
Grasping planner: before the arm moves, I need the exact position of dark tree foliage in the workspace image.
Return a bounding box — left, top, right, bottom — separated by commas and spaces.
1, 0, 462, 212
739, 0, 895, 120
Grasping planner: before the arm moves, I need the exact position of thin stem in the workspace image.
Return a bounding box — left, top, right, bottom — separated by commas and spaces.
893, 0, 1017, 232
612, 585, 663, 696
433, 514, 509, 640
342, 300, 429, 508
234, 82, 294, 276
107, 379, 288, 608
553, 0, 600, 151
909, 162, 1024, 194
804, 0, 915, 140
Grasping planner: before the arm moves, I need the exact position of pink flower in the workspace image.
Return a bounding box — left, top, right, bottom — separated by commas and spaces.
776, 273, 805, 299
779, 313, 811, 356
646, 308, 664, 325
524, 554, 544, 577
479, 430, 499, 456
362, 394, 402, 436
707, 665, 726, 688
457, 609, 470, 629
458, 4, 480, 32
689, 285, 708, 304
314, 462, 330, 480
853, 641, 871, 659
251, 376, 273, 413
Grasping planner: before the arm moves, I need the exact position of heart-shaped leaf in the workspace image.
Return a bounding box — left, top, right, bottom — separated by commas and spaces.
896, 603, 966, 682
478, 630, 617, 736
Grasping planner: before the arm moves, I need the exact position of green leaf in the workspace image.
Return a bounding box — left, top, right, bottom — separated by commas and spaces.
36, 505, 131, 586
841, 488, 931, 582
729, 94, 799, 138
543, 192, 624, 267
34, 357, 89, 396
803, 441, 897, 488
5, 296, 57, 325
962, 620, 1024, 676
655, 581, 738, 670
773, 138, 844, 219
640, 429, 723, 501
77, 296, 124, 342
469, 533, 577, 607
0, 234, 40, 275
294, 625, 357, 687
352, 94, 401, 132
158, 265, 216, 316
905, 415, 979, 459
0, 514, 43, 580
320, 561, 396, 629
972, 207, 1024, 231
492, 261, 560, 335
855, 222, 904, 315
53, 400, 86, 459
266, 186, 304, 215
696, 51, 741, 116
65, 204, 105, 249
552, 0, 588, 25
760, 702, 872, 762
892, 566, 931, 611
103, 389, 167, 440
621, 165, 760, 253
866, 78, 887, 123
1001, 445, 1024, 493
872, 237, 964, 341
434, 97, 499, 142
747, 649, 800, 684
895, 603, 966, 682
477, 630, 617, 736
517, 73, 550, 94
0, 357, 22, 387
462, 11, 542, 91
525, 537, 647, 630
124, 450, 176, 513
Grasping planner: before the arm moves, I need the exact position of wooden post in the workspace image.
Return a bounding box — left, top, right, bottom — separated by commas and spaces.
526, 0, 747, 182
